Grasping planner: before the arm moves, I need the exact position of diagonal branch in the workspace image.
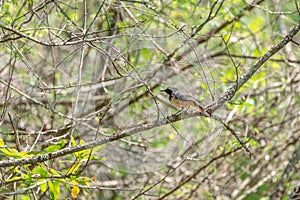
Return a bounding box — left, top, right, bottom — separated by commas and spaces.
207, 22, 300, 112
0, 22, 299, 168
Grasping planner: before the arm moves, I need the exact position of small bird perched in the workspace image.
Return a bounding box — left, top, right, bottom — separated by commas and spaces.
161, 87, 210, 117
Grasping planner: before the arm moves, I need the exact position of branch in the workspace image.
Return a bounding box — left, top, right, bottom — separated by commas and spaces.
210, 52, 300, 64
0, 112, 199, 168
172, 0, 266, 63
156, 147, 242, 200
212, 114, 252, 156
207, 22, 300, 113
0, 22, 299, 168
165, 0, 225, 61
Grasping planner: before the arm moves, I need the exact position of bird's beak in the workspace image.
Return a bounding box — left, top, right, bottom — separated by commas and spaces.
161, 89, 166, 92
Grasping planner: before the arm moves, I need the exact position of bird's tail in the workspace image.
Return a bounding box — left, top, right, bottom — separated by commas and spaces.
195, 104, 211, 117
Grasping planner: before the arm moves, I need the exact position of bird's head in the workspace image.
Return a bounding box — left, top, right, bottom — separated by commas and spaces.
161, 87, 178, 95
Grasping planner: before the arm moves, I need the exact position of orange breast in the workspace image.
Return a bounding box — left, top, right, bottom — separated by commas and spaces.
170, 96, 210, 116
171, 98, 195, 108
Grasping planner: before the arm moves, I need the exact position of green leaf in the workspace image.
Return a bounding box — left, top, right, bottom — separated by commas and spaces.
6, 176, 23, 183
49, 168, 61, 176
71, 136, 77, 146
48, 180, 60, 200
248, 139, 259, 147
74, 149, 90, 159
0, 138, 5, 146
258, 183, 267, 192
240, 173, 250, 180
32, 165, 49, 177
67, 162, 82, 175
44, 140, 66, 153
45, 144, 62, 153
21, 195, 30, 200
40, 179, 48, 193
248, 16, 265, 32
141, 48, 151, 60
0, 147, 20, 158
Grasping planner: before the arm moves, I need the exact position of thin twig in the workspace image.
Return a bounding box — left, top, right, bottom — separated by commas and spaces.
8, 113, 20, 152
221, 32, 241, 96
212, 114, 252, 157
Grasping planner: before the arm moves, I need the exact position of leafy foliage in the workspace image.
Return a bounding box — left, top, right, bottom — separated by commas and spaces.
0, 0, 299, 199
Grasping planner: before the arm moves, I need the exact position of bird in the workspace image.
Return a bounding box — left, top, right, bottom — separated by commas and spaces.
161, 87, 210, 117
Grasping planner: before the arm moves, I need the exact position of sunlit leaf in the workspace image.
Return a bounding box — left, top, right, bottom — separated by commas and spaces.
21, 195, 30, 200
48, 180, 60, 200
71, 136, 77, 146
71, 180, 80, 198
0, 147, 20, 158
67, 162, 82, 175
45, 144, 62, 153
0, 138, 5, 146
248, 16, 265, 32
40, 179, 48, 193
32, 165, 49, 177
